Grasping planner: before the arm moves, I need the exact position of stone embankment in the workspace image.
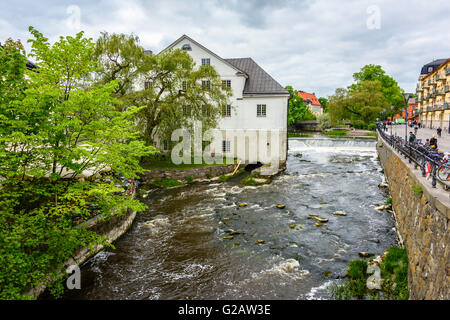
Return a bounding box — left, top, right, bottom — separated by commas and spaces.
141, 163, 242, 181
377, 135, 449, 300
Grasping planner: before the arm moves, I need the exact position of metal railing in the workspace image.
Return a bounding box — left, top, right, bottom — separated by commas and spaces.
377, 124, 450, 190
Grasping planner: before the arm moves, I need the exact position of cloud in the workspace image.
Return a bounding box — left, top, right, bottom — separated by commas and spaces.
1, 0, 450, 98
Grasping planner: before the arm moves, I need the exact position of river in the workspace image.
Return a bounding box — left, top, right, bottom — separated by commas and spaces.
62, 137, 399, 300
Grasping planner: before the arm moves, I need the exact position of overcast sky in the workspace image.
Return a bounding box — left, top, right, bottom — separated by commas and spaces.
2, 0, 450, 98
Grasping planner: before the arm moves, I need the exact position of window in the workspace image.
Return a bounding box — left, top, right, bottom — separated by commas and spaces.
222, 140, 230, 153
257, 104, 266, 117
181, 44, 192, 51
144, 81, 151, 89
222, 104, 231, 117
201, 58, 210, 66
182, 81, 187, 91
222, 80, 231, 89
428, 66, 433, 73
163, 140, 169, 151
202, 80, 211, 90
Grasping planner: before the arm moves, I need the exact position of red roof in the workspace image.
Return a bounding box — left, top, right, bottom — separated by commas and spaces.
297, 91, 321, 106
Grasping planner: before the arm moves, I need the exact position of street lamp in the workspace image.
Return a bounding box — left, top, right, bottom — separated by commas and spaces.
390, 105, 393, 136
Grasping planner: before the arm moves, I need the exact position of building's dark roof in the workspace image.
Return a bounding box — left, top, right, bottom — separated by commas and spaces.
26, 60, 38, 70
225, 58, 288, 95
420, 59, 448, 75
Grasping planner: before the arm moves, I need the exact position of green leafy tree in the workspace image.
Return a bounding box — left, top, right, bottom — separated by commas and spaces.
0, 28, 156, 299
285, 86, 316, 125
318, 97, 328, 113
328, 64, 401, 125
10, 27, 155, 180
350, 64, 405, 112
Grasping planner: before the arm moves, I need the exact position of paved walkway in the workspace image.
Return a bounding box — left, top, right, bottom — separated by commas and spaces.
383, 124, 450, 152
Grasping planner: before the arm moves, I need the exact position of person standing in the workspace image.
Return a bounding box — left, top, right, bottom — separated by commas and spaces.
409, 132, 416, 143
437, 127, 442, 137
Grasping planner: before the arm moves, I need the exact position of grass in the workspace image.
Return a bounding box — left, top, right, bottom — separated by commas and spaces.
219, 175, 233, 182
385, 197, 392, 205
151, 178, 184, 188
141, 155, 237, 170
325, 130, 348, 136
412, 184, 423, 196
366, 132, 377, 137
329, 246, 409, 300
241, 175, 270, 186
380, 247, 409, 300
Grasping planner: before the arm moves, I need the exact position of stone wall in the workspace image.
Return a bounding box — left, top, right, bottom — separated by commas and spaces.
377, 137, 449, 299
141, 163, 242, 181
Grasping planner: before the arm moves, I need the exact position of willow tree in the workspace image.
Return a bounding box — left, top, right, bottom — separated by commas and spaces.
94, 32, 146, 98
124, 48, 232, 147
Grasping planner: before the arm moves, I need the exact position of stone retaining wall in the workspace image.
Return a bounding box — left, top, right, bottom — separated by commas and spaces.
377, 136, 449, 299
141, 163, 242, 181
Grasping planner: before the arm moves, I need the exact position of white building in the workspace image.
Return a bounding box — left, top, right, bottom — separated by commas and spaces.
148, 35, 289, 171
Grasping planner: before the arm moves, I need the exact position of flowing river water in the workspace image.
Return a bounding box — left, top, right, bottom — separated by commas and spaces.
62, 137, 399, 300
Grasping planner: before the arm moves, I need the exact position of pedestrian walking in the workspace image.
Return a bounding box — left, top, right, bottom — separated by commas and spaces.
414, 125, 418, 135
409, 132, 416, 143
437, 127, 442, 137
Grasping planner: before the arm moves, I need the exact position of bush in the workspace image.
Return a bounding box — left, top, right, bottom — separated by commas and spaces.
367, 123, 377, 131
352, 120, 368, 130
318, 113, 332, 131
186, 175, 194, 183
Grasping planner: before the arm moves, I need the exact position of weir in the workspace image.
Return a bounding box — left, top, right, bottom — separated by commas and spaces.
289, 138, 377, 151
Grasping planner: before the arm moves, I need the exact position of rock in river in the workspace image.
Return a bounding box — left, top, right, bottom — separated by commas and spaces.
333, 211, 347, 216
359, 251, 374, 258
276, 204, 285, 209
254, 239, 265, 245
239, 203, 248, 207
314, 222, 324, 227
313, 217, 329, 223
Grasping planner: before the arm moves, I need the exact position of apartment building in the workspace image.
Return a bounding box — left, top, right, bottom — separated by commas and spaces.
416, 59, 450, 129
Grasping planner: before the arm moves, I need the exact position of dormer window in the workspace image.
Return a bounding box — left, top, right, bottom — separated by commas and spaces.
181, 44, 192, 51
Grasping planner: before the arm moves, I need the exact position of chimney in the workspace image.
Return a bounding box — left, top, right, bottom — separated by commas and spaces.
144, 50, 153, 55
